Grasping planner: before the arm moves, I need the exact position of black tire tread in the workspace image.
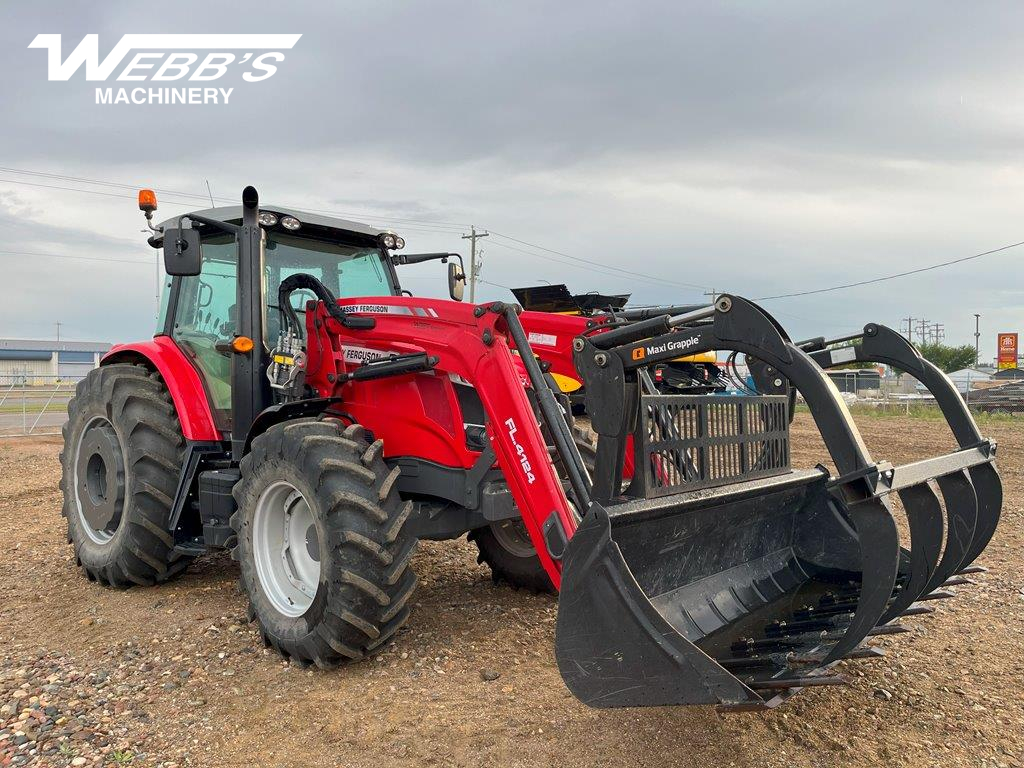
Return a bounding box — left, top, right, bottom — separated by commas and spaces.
60, 364, 192, 588
230, 418, 417, 668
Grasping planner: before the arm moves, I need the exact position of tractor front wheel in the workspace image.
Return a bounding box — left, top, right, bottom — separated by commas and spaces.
60, 364, 192, 587
231, 419, 418, 666
471, 425, 597, 593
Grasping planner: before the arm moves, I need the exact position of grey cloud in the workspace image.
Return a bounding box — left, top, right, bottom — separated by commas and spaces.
1, 1, 1022, 358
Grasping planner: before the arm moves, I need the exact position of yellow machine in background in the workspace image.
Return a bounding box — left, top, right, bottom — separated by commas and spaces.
511, 284, 726, 397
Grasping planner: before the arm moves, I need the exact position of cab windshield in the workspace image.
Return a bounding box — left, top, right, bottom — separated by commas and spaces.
266, 233, 394, 300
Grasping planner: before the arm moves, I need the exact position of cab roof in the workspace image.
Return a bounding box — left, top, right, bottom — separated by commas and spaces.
159, 205, 387, 238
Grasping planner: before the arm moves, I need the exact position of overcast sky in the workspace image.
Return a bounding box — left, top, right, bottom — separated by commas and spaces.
2, 2, 1023, 361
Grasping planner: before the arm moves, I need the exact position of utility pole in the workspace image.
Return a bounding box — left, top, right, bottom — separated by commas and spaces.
916, 318, 930, 345
931, 323, 944, 344
461, 225, 489, 303
703, 289, 719, 303
902, 317, 916, 341
974, 314, 981, 366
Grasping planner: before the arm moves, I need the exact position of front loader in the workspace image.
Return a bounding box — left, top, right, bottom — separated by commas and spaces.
61, 187, 1001, 712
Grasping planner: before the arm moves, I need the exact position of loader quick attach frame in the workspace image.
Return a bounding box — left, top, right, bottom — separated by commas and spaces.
548, 295, 1000, 711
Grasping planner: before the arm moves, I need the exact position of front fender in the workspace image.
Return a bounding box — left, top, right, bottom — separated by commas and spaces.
102, 336, 220, 442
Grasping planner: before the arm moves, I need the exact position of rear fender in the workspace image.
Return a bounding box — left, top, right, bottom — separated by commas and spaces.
102, 337, 220, 442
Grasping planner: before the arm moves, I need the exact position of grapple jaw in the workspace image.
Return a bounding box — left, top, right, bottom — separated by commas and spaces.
553, 297, 1002, 711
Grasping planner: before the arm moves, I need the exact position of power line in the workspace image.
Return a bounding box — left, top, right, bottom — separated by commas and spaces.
0, 177, 204, 207
0, 249, 150, 266
0, 166, 470, 230
0, 166, 215, 200
488, 230, 711, 291
0, 175, 469, 237
757, 240, 1024, 300
483, 239, 700, 292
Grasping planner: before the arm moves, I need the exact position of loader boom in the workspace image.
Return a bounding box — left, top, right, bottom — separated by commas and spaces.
304, 295, 582, 585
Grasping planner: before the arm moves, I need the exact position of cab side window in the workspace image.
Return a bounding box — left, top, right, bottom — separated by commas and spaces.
171, 236, 237, 429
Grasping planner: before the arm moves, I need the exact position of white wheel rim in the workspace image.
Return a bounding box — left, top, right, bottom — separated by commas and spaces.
252, 481, 321, 617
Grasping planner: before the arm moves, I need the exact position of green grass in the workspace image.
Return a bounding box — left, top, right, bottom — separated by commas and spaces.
795, 402, 1021, 424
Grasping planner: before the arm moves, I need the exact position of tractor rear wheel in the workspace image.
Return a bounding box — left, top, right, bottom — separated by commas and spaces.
471, 425, 597, 593
231, 419, 417, 666
60, 364, 192, 587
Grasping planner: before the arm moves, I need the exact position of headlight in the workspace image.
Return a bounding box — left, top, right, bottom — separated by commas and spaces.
258, 212, 278, 227
394, 236, 405, 250
280, 216, 301, 231
381, 233, 397, 249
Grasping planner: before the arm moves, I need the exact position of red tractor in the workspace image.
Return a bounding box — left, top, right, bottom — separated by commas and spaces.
61, 187, 1001, 710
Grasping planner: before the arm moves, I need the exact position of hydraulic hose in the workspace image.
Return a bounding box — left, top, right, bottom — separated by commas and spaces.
277, 273, 375, 335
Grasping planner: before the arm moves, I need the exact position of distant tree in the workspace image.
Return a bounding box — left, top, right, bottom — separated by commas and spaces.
917, 342, 978, 373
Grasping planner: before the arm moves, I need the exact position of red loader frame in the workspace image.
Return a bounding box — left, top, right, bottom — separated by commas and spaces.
305, 295, 581, 587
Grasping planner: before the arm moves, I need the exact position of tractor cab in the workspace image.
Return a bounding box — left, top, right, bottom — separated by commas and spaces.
146, 192, 465, 443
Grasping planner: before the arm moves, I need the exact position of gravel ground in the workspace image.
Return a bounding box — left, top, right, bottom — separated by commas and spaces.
0, 414, 1021, 767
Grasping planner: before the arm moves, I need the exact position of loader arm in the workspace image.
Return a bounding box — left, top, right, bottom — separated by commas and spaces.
304, 295, 584, 587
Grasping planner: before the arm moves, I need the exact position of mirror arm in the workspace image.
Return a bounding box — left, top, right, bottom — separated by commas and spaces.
179, 213, 241, 235
391, 252, 462, 266
147, 213, 241, 249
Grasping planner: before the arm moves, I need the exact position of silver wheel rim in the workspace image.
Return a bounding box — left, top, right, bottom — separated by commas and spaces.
252, 481, 321, 617
490, 498, 581, 559
489, 519, 538, 558
73, 416, 127, 545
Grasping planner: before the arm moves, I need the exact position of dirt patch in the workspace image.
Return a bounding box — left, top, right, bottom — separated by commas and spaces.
1, 416, 1022, 767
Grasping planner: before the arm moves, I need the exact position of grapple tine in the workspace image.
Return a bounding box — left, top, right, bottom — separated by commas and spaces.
962, 463, 1002, 567
900, 605, 934, 616
918, 589, 956, 601
878, 483, 944, 623
820, 498, 900, 664
958, 565, 988, 575
844, 646, 886, 660
750, 675, 848, 691
942, 576, 974, 587
924, 471, 978, 594
869, 624, 911, 636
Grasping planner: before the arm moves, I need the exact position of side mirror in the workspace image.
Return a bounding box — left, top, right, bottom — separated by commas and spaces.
448, 261, 466, 302
163, 228, 202, 276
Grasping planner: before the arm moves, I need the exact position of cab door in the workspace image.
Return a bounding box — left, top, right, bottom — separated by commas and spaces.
168, 235, 238, 430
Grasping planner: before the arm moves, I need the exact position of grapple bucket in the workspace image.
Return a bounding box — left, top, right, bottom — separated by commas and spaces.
553, 298, 1001, 710
556, 408, 899, 709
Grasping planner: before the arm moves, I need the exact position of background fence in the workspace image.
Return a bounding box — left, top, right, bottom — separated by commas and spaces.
0, 375, 83, 437
0, 371, 1018, 440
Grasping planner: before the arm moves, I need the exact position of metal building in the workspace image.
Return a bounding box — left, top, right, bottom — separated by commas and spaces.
0, 339, 111, 384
